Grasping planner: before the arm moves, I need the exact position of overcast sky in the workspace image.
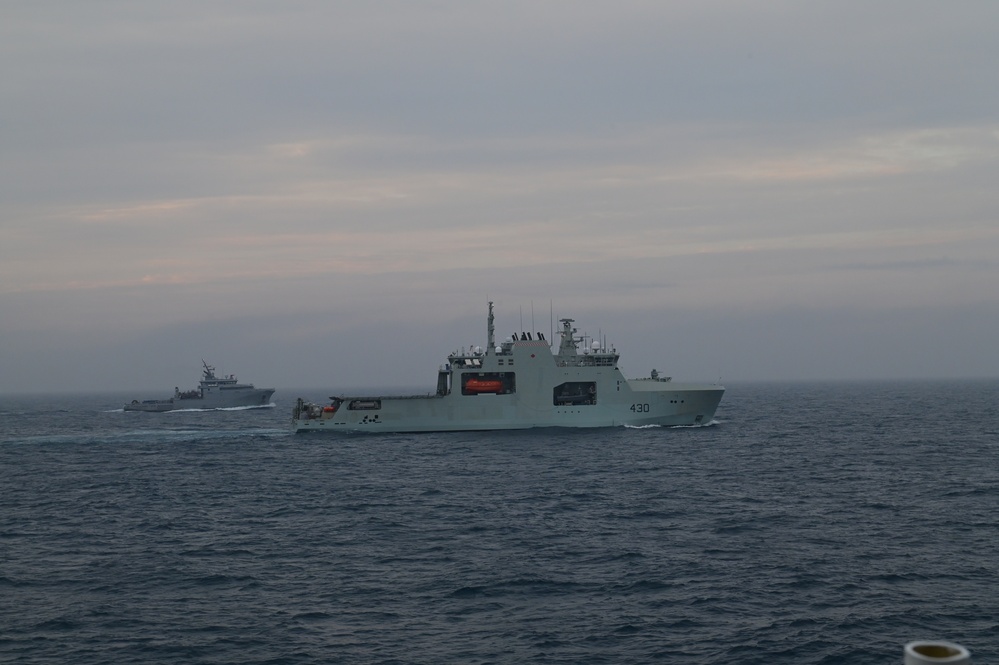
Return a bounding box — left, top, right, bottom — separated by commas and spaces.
2, 1, 998, 394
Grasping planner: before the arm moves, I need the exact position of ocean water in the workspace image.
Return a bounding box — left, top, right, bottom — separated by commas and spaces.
1, 381, 996, 664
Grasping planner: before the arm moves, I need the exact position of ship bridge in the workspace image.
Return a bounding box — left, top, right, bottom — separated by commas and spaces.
554, 317, 619, 367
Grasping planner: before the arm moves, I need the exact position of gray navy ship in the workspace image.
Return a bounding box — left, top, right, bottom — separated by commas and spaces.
292, 302, 723, 433
124, 360, 275, 412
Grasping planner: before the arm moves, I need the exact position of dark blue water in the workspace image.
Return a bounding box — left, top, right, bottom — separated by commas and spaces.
2, 381, 996, 664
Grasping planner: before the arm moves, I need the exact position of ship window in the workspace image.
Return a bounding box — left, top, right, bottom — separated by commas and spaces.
347, 399, 381, 410
553, 382, 597, 406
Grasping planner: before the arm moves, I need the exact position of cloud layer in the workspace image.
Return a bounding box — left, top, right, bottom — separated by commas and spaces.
2, 1, 998, 392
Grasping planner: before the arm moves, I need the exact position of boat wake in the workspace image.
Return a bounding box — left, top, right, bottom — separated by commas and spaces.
672, 419, 721, 428
3, 426, 292, 446
623, 419, 721, 429
168, 403, 277, 413
113, 404, 276, 414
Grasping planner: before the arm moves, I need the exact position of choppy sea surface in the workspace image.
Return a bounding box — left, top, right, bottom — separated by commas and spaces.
2, 381, 997, 664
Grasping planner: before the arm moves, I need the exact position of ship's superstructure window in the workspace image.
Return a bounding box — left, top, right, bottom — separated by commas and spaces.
347, 399, 381, 410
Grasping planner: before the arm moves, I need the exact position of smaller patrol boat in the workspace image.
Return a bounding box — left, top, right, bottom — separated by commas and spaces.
292, 302, 724, 433
124, 360, 275, 412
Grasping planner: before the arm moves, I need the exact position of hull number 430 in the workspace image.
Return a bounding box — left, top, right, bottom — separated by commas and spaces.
630, 403, 650, 412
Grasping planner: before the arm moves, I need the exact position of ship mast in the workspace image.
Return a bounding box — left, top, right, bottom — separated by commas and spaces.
487, 300, 495, 353
557, 318, 578, 356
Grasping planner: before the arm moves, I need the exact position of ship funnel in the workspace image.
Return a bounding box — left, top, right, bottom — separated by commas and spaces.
904, 641, 970, 664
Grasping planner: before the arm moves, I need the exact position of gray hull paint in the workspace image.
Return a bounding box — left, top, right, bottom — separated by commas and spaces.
293, 305, 723, 433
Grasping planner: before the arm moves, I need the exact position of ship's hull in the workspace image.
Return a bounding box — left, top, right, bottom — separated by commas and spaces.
125, 388, 275, 412
294, 382, 722, 433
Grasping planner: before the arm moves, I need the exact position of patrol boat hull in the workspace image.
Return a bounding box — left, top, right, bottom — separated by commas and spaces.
124, 361, 275, 412
292, 304, 723, 433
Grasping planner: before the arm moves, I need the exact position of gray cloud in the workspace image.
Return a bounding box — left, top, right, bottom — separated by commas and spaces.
2, 1, 998, 392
